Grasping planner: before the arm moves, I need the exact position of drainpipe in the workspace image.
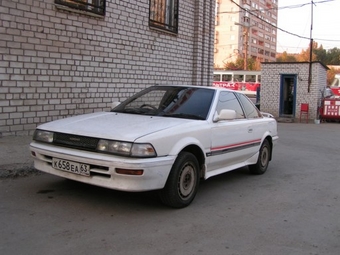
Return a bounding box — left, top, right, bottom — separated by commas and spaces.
200, 0, 207, 85
192, 0, 200, 85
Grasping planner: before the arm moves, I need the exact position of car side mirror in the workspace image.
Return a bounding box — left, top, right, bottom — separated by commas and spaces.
111, 101, 120, 109
213, 109, 236, 122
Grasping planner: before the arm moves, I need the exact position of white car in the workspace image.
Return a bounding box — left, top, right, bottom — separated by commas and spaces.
30, 85, 278, 208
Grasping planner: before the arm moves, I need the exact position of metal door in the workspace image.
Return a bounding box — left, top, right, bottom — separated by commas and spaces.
279, 74, 297, 117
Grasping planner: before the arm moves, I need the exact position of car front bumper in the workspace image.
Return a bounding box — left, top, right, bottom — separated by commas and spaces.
30, 141, 176, 192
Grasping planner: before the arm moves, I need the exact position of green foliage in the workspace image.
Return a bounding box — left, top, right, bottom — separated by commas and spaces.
276, 51, 297, 62
224, 58, 242, 70
276, 42, 340, 65
223, 57, 260, 71
314, 44, 327, 63
222, 42, 340, 73
324, 48, 340, 65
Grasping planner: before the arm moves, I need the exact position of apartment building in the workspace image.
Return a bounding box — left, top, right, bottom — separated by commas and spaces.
214, 0, 278, 69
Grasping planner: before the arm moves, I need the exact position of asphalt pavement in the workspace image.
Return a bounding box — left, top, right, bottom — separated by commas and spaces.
1, 121, 339, 255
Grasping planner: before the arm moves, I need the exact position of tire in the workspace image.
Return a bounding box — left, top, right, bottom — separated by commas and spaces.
249, 139, 271, 175
159, 152, 200, 208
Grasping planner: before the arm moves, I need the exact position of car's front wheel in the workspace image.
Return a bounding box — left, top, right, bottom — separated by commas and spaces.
249, 139, 271, 175
159, 152, 200, 208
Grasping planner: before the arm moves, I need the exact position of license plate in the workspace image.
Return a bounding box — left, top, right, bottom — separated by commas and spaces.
52, 158, 90, 176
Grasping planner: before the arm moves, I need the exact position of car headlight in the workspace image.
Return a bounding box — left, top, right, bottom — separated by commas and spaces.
131, 143, 157, 157
97, 139, 156, 157
33, 130, 54, 143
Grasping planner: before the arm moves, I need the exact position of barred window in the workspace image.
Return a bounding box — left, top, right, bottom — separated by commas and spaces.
149, 0, 178, 33
55, 0, 105, 16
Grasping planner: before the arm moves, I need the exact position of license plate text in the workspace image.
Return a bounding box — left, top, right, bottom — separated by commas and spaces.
52, 158, 90, 176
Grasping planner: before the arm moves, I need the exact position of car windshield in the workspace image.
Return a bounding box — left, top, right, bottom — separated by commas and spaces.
112, 86, 215, 120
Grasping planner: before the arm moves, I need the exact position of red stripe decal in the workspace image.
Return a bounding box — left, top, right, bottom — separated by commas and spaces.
211, 139, 261, 151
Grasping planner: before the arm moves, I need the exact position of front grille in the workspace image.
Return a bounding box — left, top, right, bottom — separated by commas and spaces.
53, 133, 99, 151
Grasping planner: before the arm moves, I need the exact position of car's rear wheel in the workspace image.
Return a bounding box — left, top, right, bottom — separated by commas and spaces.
159, 152, 200, 208
249, 139, 270, 175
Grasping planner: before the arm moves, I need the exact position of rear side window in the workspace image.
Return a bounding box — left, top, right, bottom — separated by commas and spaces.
236, 93, 261, 118
216, 91, 244, 118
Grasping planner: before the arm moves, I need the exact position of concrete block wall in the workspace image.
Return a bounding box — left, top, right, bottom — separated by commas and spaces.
0, 0, 215, 136
261, 62, 327, 121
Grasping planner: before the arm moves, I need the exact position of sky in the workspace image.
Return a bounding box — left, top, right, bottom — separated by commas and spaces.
276, 0, 340, 53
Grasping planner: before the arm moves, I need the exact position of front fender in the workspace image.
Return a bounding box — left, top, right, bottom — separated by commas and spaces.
168, 136, 208, 158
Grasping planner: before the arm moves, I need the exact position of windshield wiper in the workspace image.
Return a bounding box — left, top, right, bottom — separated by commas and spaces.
161, 113, 205, 120
113, 108, 157, 115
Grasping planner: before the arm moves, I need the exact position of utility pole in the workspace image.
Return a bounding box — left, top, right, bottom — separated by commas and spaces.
244, 26, 249, 70
235, 22, 251, 70
308, 0, 315, 93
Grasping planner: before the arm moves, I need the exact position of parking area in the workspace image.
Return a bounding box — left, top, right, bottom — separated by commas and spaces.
0, 122, 339, 255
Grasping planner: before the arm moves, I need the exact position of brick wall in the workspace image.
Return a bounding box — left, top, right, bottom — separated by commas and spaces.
261, 62, 327, 121
0, 0, 215, 136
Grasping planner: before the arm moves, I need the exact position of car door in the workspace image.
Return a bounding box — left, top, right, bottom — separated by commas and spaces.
235, 92, 266, 154
208, 91, 262, 173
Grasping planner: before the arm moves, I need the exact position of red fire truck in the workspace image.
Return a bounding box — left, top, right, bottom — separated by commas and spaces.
319, 87, 340, 122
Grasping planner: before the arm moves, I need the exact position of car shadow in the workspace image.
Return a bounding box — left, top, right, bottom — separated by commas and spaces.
35, 175, 165, 210
198, 166, 251, 191
34, 166, 255, 211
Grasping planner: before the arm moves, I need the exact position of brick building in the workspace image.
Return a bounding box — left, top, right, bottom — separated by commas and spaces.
260, 62, 328, 122
0, 0, 215, 136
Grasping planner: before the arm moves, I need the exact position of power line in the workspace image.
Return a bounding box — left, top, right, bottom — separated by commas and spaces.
226, 0, 340, 43
278, 0, 339, 43
278, 0, 334, 11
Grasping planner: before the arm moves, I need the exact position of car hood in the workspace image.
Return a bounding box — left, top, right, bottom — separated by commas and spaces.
37, 112, 195, 141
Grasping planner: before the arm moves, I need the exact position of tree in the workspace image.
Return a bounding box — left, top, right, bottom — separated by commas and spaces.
223, 57, 261, 71
292, 42, 340, 65
296, 41, 318, 62
325, 48, 340, 65
224, 58, 242, 70
276, 51, 297, 62
327, 67, 340, 86
275, 42, 340, 64
314, 44, 327, 63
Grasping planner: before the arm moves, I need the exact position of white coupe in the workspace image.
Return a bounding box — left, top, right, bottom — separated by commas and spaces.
30, 85, 278, 208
